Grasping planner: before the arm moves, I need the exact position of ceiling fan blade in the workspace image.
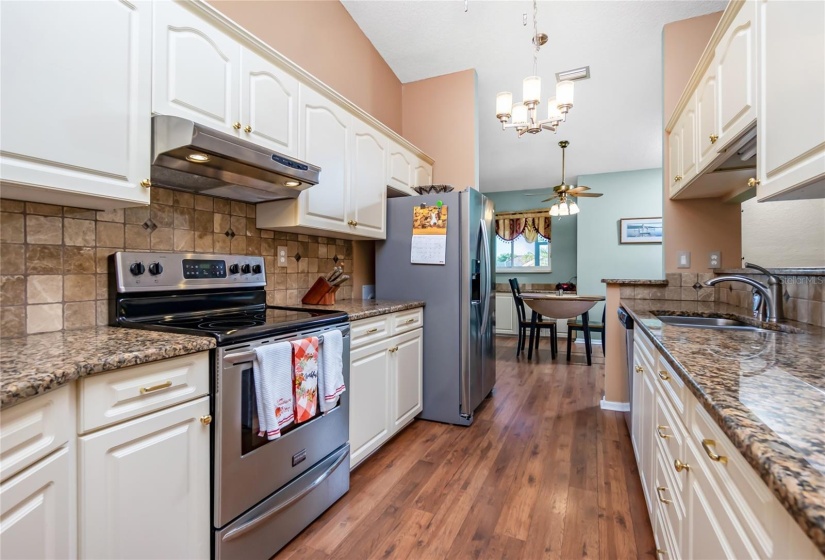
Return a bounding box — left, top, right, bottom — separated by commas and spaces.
567, 186, 591, 193
541, 196, 560, 202
573, 192, 603, 198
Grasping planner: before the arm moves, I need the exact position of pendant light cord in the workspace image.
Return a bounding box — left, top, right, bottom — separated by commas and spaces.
532, 0, 539, 75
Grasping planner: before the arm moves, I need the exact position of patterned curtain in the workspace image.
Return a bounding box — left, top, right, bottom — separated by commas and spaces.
495, 210, 551, 242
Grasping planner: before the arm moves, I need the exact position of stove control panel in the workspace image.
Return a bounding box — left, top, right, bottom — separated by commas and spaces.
113, 252, 266, 293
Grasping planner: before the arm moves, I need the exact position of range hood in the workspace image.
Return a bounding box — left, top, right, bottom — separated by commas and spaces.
151, 115, 321, 203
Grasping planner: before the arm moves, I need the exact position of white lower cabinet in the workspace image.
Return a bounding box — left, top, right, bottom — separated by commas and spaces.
0, 446, 74, 560
79, 396, 211, 560
495, 293, 517, 335
349, 311, 424, 468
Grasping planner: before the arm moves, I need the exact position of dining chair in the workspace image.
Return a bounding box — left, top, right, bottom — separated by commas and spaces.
509, 279, 557, 359
567, 306, 605, 365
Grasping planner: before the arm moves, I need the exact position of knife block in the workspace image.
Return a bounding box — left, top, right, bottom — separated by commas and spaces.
301, 277, 340, 305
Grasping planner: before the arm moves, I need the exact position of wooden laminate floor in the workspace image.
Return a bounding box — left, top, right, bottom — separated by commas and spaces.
276, 336, 656, 560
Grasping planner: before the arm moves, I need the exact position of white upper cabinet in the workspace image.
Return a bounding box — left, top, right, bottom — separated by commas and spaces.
240, 48, 298, 156
413, 160, 434, 189
669, 93, 697, 196
153, 1, 240, 133
350, 119, 387, 238
388, 142, 415, 193
696, 61, 719, 171
0, 0, 151, 210
298, 85, 352, 230
756, 0, 825, 200
668, 124, 683, 197
716, 1, 756, 148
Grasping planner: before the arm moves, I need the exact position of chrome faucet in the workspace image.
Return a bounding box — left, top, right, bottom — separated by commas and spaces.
704, 265, 783, 322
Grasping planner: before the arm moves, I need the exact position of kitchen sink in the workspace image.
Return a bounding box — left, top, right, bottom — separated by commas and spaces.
654, 315, 772, 332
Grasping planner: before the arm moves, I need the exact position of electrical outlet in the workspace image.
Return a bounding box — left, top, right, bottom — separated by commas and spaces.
677, 251, 691, 269
709, 251, 721, 269
362, 284, 375, 300
277, 246, 288, 267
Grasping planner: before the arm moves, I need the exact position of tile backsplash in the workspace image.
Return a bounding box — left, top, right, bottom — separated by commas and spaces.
0, 188, 352, 337
713, 272, 824, 327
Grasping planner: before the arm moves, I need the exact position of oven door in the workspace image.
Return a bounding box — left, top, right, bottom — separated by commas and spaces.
214, 323, 350, 528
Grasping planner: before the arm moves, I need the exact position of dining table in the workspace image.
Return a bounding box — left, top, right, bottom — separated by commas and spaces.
519, 293, 606, 364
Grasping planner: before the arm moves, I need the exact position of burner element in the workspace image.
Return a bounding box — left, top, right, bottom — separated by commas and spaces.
200, 319, 263, 330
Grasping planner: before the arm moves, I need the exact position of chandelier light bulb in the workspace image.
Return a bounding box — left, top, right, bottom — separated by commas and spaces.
547, 97, 561, 121
558, 202, 570, 216
512, 103, 528, 125
549, 204, 560, 216
556, 80, 575, 109
569, 201, 580, 215
523, 76, 541, 105
496, 92, 513, 117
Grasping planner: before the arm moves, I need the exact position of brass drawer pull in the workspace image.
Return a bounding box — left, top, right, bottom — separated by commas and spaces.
701, 439, 727, 464
634, 365, 644, 374
657, 548, 667, 557
140, 380, 172, 394
140, 179, 152, 188
674, 175, 682, 182
709, 133, 718, 144
657, 370, 671, 382
403, 318, 416, 324
656, 425, 672, 439
365, 327, 379, 334
747, 178, 761, 188
674, 459, 690, 473
656, 486, 672, 505
200, 415, 212, 426
389, 346, 399, 353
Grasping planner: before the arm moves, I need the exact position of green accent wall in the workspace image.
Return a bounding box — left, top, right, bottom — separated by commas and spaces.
485, 188, 578, 287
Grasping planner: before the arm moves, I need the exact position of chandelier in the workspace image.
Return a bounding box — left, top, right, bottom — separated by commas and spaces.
495, 0, 575, 137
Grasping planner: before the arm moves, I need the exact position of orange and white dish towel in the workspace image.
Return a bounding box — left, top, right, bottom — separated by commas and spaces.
318, 329, 346, 413
290, 337, 319, 423
253, 341, 294, 440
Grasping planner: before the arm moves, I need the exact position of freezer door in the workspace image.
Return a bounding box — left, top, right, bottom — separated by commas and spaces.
460, 189, 486, 419
481, 194, 496, 399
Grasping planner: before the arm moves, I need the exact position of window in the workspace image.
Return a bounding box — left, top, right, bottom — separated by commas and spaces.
495, 235, 551, 272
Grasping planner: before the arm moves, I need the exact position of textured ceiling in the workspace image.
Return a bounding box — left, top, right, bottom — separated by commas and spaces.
342, 0, 726, 192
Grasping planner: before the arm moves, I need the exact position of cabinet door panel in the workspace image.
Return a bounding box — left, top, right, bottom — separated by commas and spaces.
349, 342, 391, 467
696, 67, 719, 171
717, 5, 755, 143
153, 1, 239, 132
0, 447, 73, 560
681, 99, 698, 182
388, 143, 414, 192
413, 161, 433, 187
299, 86, 350, 229
668, 129, 682, 195
79, 397, 210, 560
240, 48, 298, 156
351, 120, 387, 238
495, 294, 515, 335
0, 0, 150, 207
392, 330, 423, 430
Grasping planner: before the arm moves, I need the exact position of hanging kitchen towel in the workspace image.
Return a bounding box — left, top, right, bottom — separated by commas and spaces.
317, 329, 346, 414
253, 341, 294, 440
291, 337, 319, 423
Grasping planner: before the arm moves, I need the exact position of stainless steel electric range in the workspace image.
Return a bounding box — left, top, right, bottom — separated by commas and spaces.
110, 251, 351, 559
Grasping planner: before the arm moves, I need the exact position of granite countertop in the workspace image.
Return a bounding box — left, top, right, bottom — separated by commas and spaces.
602, 278, 669, 285
0, 327, 216, 409
620, 299, 825, 553
301, 299, 425, 321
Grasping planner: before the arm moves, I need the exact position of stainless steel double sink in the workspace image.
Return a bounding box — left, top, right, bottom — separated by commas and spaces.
655, 315, 772, 333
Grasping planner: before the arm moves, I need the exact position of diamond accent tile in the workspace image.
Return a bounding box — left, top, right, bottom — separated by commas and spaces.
142, 218, 157, 232
332, 255, 339, 264
692, 282, 703, 291
294, 253, 302, 262
225, 228, 236, 239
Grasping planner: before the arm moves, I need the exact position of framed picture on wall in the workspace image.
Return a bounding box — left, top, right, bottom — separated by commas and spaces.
619, 217, 663, 244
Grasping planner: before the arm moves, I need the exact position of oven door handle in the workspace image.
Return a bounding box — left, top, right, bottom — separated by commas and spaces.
221, 448, 349, 542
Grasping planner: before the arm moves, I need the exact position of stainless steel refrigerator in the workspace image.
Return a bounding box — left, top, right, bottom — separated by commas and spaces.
376, 189, 495, 426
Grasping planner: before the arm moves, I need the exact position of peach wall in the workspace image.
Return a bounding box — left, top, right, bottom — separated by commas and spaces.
402, 70, 478, 190
208, 0, 403, 133
604, 284, 628, 404
663, 12, 742, 272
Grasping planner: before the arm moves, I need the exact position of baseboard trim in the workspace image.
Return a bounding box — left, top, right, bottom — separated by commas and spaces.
600, 397, 630, 412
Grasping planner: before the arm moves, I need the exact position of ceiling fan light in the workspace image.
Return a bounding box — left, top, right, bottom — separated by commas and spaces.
556, 80, 574, 108
549, 204, 560, 216
569, 202, 580, 215
523, 76, 541, 105
512, 103, 528, 124
558, 202, 570, 216
496, 92, 513, 118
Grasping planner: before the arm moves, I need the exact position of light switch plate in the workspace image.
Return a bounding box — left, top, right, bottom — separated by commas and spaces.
277, 246, 288, 267
677, 251, 691, 269
709, 251, 721, 269
362, 284, 375, 300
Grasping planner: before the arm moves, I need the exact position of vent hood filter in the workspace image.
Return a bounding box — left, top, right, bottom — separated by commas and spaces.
151, 115, 321, 203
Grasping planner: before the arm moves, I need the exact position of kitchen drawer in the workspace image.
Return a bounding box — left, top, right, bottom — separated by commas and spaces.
656, 355, 686, 417
654, 445, 684, 559
690, 401, 775, 558
78, 352, 209, 434
636, 328, 658, 361
392, 307, 423, 335
0, 385, 72, 482
634, 336, 657, 373
350, 315, 390, 350
654, 387, 687, 495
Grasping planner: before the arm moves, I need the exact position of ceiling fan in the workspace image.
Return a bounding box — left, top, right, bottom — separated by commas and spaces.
522, 141, 603, 215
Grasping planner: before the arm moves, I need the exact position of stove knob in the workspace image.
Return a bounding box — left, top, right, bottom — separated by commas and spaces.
241, 263, 252, 274
252, 264, 262, 274
229, 264, 240, 275
148, 262, 163, 276
130, 262, 145, 276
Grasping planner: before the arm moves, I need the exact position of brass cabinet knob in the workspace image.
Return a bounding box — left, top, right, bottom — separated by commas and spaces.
389, 346, 399, 353
656, 486, 673, 505
701, 439, 727, 464
244, 125, 252, 133
657, 370, 671, 382
233, 122, 242, 130
674, 458, 690, 473
747, 178, 760, 188
140, 179, 152, 188
656, 425, 673, 439
709, 134, 719, 144
634, 365, 644, 374
200, 415, 212, 425
674, 175, 682, 182
657, 548, 667, 557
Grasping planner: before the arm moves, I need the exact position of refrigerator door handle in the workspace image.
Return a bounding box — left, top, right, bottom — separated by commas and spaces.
479, 219, 492, 335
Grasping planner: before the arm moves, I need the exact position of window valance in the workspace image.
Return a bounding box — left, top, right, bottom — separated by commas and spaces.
494, 210, 551, 242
